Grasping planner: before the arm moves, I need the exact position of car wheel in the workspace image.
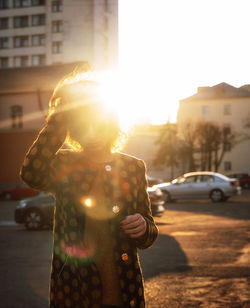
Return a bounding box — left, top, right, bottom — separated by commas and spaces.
210, 189, 224, 202
243, 183, 250, 189
4, 193, 12, 200
163, 191, 172, 203
24, 209, 44, 230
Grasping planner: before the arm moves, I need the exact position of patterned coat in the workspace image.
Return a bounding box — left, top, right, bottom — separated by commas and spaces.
20, 113, 158, 308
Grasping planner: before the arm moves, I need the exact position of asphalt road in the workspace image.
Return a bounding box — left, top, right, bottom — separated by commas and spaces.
0, 191, 249, 308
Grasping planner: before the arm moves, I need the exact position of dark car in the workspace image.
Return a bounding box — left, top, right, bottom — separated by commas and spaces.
147, 187, 165, 217
0, 185, 39, 200
15, 188, 164, 231
227, 173, 250, 189
15, 193, 55, 230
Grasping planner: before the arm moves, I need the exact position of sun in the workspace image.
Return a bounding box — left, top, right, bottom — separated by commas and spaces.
96, 70, 138, 131
96, 69, 179, 130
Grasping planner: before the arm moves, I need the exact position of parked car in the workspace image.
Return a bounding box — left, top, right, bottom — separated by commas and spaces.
147, 186, 165, 217
147, 176, 163, 187
15, 192, 55, 230
154, 171, 241, 203
0, 185, 38, 201
15, 187, 164, 230
227, 173, 250, 189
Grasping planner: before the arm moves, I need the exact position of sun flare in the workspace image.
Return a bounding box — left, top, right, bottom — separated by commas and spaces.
96, 69, 180, 131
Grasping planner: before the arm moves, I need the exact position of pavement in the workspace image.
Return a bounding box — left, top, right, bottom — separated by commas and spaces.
0, 190, 249, 308
140, 190, 250, 307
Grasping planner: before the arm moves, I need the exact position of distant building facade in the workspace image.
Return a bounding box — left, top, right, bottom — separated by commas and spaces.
124, 124, 181, 182
0, 62, 88, 185
0, 0, 118, 70
177, 82, 250, 175
0, 0, 118, 185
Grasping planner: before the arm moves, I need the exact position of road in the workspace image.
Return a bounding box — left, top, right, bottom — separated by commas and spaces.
0, 191, 249, 308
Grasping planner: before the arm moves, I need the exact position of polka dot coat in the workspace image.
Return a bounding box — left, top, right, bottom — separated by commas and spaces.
20, 114, 158, 308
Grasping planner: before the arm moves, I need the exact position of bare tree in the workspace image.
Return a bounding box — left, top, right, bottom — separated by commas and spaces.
178, 122, 197, 172
195, 121, 235, 172
153, 122, 178, 179
153, 120, 238, 176
240, 113, 250, 141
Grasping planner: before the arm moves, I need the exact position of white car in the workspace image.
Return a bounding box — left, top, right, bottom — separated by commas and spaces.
154, 171, 241, 202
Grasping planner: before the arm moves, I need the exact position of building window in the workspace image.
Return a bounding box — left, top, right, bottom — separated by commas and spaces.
14, 56, 28, 67
11, 105, 23, 129
0, 17, 8, 29
32, 0, 45, 5
14, 15, 29, 28
52, 0, 62, 12
224, 104, 231, 115
14, 36, 29, 47
13, 0, 29, 8
104, 0, 109, 11
32, 54, 45, 66
202, 105, 209, 116
32, 34, 45, 46
224, 142, 231, 152
224, 161, 232, 172
32, 14, 46, 26
0, 37, 8, 49
52, 20, 63, 32
0, 0, 9, 9
0, 57, 8, 68
223, 123, 231, 135
52, 41, 63, 54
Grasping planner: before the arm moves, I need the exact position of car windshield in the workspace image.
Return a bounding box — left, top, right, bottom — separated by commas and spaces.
171, 176, 185, 184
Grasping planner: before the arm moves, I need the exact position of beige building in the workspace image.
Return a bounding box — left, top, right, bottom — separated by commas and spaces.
177, 82, 250, 175
0, 0, 118, 70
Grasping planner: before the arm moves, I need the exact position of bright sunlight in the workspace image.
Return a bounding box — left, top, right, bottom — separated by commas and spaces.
116, 0, 250, 125
93, 0, 250, 129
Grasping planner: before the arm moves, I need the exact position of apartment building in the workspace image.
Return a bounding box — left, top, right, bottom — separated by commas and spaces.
177, 82, 250, 175
0, 0, 118, 185
0, 0, 118, 70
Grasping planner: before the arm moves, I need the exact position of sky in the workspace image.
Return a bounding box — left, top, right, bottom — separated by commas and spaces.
118, 0, 250, 124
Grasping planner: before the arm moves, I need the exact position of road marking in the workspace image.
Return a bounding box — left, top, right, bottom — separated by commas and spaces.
235, 244, 250, 264
0, 221, 18, 226
170, 231, 206, 236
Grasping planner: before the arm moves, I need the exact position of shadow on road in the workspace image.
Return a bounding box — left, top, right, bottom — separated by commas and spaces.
139, 233, 189, 281
0, 227, 52, 308
165, 195, 250, 220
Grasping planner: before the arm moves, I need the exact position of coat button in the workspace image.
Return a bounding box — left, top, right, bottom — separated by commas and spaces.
105, 164, 112, 171
121, 253, 128, 261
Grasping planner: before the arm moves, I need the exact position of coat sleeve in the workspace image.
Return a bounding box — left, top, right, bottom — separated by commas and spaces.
20, 113, 67, 192
134, 159, 158, 249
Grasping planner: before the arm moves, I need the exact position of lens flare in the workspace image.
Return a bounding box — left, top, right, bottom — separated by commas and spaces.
81, 197, 95, 208
60, 241, 94, 260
